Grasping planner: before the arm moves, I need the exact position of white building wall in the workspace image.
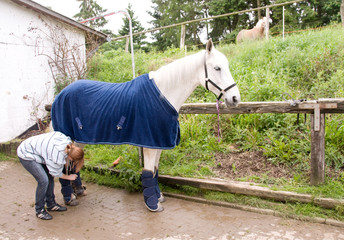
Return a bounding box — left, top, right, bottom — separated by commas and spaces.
0, 0, 86, 142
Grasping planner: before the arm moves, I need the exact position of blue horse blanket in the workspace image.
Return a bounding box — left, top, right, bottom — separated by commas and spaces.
51, 74, 180, 149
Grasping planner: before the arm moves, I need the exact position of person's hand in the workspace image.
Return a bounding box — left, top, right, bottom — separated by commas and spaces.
68, 174, 78, 180
60, 173, 78, 181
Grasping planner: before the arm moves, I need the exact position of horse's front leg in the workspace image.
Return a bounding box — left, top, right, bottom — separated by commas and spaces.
141, 148, 164, 212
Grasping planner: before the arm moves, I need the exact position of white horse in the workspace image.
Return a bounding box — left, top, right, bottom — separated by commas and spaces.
236, 17, 267, 43
51, 39, 241, 212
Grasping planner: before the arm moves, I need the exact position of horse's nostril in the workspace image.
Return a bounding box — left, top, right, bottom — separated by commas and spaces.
233, 96, 237, 103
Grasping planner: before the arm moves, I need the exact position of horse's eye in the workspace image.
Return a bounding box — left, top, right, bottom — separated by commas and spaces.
214, 66, 221, 71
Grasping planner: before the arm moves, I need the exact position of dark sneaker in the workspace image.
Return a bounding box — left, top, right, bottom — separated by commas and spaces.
36, 209, 53, 220
47, 204, 67, 212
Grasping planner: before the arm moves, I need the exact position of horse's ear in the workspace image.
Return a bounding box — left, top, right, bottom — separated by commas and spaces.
206, 39, 213, 53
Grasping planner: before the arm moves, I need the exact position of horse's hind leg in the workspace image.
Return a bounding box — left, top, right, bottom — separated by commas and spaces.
143, 148, 161, 171
141, 148, 164, 212
153, 149, 165, 203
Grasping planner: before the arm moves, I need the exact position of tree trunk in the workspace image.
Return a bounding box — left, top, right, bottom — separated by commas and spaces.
257, 0, 261, 19
341, 0, 344, 27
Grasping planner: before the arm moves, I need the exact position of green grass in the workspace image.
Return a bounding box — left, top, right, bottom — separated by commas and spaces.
0, 153, 17, 162
81, 168, 141, 192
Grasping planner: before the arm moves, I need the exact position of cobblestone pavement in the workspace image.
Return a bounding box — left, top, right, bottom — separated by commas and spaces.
0, 160, 343, 240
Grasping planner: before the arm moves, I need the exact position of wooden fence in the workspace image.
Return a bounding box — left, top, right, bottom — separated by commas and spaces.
45, 98, 344, 185
179, 98, 344, 186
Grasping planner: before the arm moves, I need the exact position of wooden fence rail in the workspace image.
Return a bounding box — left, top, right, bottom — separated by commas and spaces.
180, 98, 344, 185
180, 99, 344, 114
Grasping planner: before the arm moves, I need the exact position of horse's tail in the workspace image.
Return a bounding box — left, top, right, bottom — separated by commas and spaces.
236, 30, 244, 43
47, 121, 54, 133
259, 26, 265, 38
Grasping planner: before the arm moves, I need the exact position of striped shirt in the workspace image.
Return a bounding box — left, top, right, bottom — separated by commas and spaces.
17, 131, 72, 177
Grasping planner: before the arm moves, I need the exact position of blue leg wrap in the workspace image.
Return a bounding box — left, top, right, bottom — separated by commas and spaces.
141, 170, 163, 212
154, 169, 165, 203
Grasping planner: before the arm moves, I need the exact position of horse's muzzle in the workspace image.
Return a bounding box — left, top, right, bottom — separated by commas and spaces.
225, 95, 240, 107
233, 96, 240, 105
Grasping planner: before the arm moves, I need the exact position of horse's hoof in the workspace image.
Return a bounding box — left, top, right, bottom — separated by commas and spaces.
144, 202, 164, 212
158, 192, 165, 203
154, 169, 165, 203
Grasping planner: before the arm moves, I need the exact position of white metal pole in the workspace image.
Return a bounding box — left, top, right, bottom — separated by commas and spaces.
127, 15, 135, 78
265, 7, 270, 40
79, 10, 135, 78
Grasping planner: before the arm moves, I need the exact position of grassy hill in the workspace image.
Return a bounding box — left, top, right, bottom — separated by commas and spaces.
81, 25, 344, 221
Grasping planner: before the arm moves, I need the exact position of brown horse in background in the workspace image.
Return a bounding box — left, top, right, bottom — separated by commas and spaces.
236, 17, 267, 43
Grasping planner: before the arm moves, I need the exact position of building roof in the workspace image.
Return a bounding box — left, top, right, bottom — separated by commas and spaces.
10, 0, 108, 41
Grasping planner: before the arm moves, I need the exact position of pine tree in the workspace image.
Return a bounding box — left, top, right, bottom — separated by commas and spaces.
118, 3, 147, 51
149, 0, 204, 50
74, 0, 108, 30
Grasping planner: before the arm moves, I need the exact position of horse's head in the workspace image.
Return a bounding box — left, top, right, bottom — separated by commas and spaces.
256, 17, 267, 29
202, 39, 241, 107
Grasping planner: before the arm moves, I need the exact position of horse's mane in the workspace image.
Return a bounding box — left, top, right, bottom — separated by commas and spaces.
152, 50, 204, 90
255, 17, 266, 29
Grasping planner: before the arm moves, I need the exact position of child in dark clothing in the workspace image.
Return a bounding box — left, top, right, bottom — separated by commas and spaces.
59, 167, 87, 206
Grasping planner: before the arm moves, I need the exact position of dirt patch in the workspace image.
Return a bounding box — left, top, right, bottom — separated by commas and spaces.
213, 150, 295, 181
17, 118, 50, 140
18, 129, 46, 139
213, 148, 343, 182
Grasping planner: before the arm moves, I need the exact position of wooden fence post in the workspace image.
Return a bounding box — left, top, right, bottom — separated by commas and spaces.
310, 113, 325, 185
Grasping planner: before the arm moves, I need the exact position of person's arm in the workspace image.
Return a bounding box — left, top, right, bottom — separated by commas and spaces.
60, 173, 78, 180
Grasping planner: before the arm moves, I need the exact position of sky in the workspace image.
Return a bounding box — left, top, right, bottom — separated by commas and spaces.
32, 0, 154, 34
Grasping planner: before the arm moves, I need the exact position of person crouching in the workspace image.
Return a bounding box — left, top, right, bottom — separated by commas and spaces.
17, 131, 84, 220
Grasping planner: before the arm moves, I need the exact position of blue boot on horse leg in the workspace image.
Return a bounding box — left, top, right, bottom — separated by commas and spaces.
141, 169, 164, 212
154, 167, 165, 203
142, 148, 164, 211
